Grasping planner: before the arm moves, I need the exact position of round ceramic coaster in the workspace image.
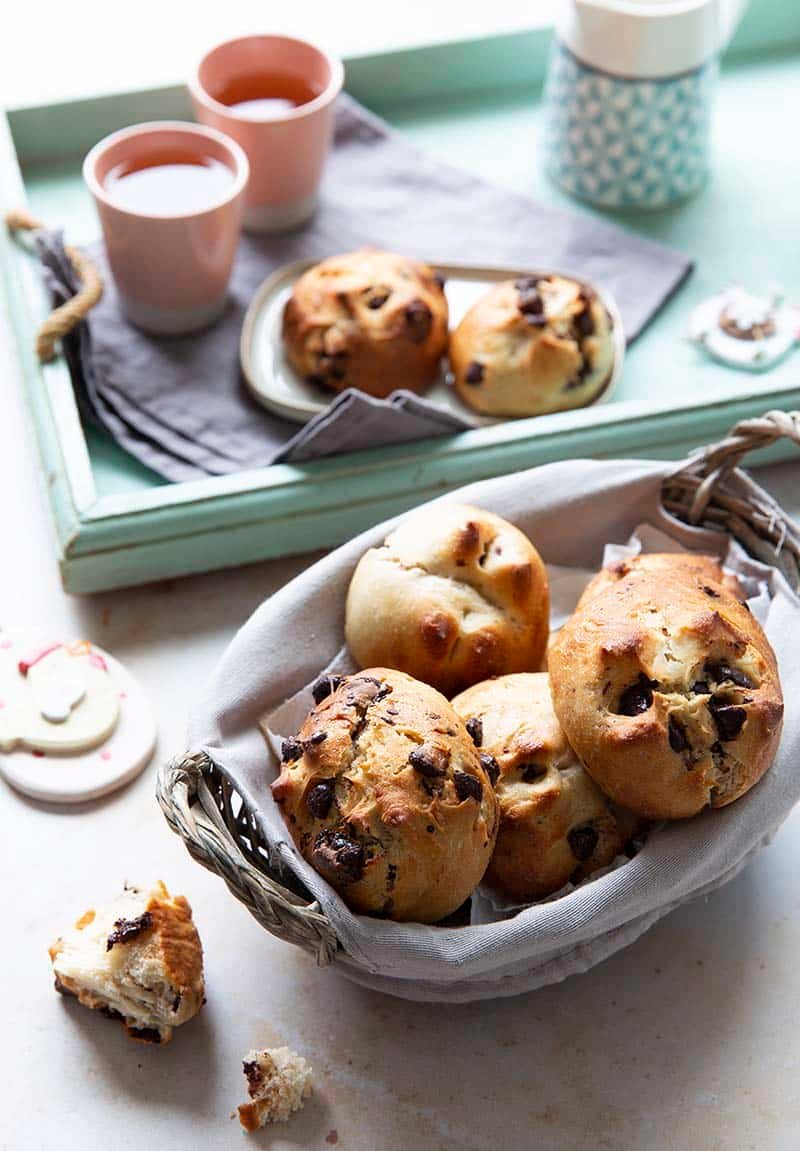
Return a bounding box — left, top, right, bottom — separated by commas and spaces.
689, 285, 800, 372
0, 633, 157, 803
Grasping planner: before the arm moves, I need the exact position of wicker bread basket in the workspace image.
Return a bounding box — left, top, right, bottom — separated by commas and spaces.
157, 411, 800, 999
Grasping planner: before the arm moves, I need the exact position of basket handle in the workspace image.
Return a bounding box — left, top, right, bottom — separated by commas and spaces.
670, 410, 800, 524
156, 751, 339, 965
663, 409, 800, 591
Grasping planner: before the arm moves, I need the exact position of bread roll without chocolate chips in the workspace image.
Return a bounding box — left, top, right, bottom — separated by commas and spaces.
345, 502, 549, 696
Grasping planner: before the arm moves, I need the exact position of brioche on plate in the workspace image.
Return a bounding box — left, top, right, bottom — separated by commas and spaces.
49, 881, 204, 1044
449, 274, 615, 417
271, 668, 498, 922
345, 503, 549, 696
453, 673, 640, 901
549, 568, 783, 819
282, 247, 448, 399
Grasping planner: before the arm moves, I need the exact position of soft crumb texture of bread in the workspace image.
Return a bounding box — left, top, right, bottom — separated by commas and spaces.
49, 881, 205, 1044
238, 1047, 313, 1131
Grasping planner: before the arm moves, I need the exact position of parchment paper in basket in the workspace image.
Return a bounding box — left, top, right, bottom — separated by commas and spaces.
261, 523, 773, 929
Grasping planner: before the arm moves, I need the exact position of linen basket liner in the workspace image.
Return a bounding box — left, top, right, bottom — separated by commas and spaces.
187, 456, 800, 999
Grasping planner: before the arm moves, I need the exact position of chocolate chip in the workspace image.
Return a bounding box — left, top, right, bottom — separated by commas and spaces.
106, 911, 153, 951
305, 373, 326, 387
454, 771, 483, 802
311, 675, 344, 705
127, 1027, 162, 1044
281, 737, 304, 763
386, 863, 397, 892
329, 365, 346, 381
98, 1004, 124, 1021
709, 699, 747, 742
705, 662, 755, 689
702, 584, 720, 598
305, 731, 328, 747
480, 753, 500, 786
518, 287, 545, 321
464, 361, 485, 385
171, 994, 181, 1013
306, 778, 336, 819
409, 747, 446, 778
692, 680, 710, 695
668, 716, 689, 753
366, 291, 390, 309
575, 301, 595, 338
426, 824, 435, 833
521, 763, 548, 783
617, 675, 654, 716
405, 299, 433, 343
311, 828, 365, 883
466, 717, 483, 747
243, 1060, 263, 1094
568, 824, 599, 861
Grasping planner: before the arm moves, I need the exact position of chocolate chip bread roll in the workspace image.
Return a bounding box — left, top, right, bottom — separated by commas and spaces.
271, 669, 498, 922
576, 551, 742, 611
453, 673, 640, 902
49, 881, 205, 1044
345, 503, 549, 697
549, 569, 783, 819
450, 275, 615, 417
282, 247, 448, 399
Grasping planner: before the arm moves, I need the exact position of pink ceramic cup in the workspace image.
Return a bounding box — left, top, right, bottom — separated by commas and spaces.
189, 35, 344, 234
83, 121, 249, 335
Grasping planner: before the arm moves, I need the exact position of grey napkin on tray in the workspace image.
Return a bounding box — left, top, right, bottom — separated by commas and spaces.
37, 94, 692, 483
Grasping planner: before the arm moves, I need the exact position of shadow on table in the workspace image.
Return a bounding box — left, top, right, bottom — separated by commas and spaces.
295, 858, 773, 1150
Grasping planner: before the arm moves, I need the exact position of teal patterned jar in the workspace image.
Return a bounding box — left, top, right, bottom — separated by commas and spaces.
542, 0, 747, 211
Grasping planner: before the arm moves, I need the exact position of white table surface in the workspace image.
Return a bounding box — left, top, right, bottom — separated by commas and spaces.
3, 8, 800, 1149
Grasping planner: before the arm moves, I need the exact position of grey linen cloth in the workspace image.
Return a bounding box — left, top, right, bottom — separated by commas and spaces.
38, 95, 693, 482
187, 455, 800, 1001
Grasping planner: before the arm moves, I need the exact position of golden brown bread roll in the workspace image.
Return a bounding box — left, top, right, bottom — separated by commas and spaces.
345, 503, 549, 697
449, 275, 614, 417
49, 881, 205, 1044
549, 569, 783, 819
576, 551, 742, 611
271, 668, 498, 922
282, 247, 448, 399
452, 673, 640, 901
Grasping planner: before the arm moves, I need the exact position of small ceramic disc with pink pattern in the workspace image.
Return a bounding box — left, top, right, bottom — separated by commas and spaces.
0, 632, 156, 803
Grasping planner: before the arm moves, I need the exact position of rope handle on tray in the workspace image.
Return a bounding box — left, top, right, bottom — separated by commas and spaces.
156, 750, 339, 965
5, 208, 103, 363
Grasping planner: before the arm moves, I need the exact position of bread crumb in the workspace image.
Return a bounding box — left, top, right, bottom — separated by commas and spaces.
238, 1047, 312, 1131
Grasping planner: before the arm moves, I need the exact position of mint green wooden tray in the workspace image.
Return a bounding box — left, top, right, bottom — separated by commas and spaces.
2, 9, 799, 593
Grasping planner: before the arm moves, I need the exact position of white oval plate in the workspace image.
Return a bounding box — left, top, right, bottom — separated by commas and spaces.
240, 261, 625, 426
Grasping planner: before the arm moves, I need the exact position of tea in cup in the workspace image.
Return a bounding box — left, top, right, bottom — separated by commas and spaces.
83, 121, 248, 335
189, 35, 344, 233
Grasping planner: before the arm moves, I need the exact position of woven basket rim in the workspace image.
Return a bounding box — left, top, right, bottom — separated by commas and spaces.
157, 409, 800, 971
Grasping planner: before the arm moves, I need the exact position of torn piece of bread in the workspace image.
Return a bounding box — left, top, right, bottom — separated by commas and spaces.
238, 1047, 313, 1131
49, 881, 204, 1044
